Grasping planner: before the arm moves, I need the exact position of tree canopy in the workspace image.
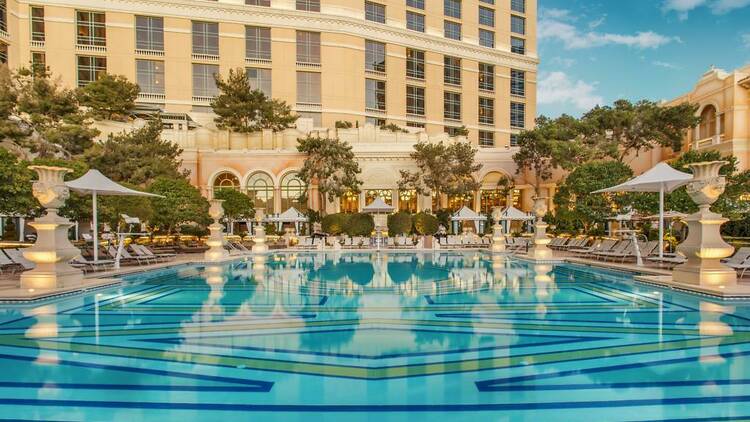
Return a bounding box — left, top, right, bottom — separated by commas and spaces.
77, 73, 139, 121
214, 189, 254, 221
399, 141, 482, 206
211, 68, 297, 132
297, 136, 363, 206
148, 177, 210, 234
0, 149, 36, 216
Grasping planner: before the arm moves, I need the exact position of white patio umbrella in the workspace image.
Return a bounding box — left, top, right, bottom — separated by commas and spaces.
593, 162, 693, 259
362, 197, 396, 214
498, 206, 534, 233
450, 206, 488, 233
66, 170, 162, 262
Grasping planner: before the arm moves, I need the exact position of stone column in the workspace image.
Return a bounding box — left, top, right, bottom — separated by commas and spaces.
204, 199, 229, 262
20, 166, 83, 290
673, 161, 737, 288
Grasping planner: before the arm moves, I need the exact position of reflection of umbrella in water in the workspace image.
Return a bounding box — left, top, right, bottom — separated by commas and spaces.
348, 262, 375, 286
388, 261, 415, 284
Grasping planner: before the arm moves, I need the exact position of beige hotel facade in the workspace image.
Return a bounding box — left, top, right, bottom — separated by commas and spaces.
0, 0, 543, 216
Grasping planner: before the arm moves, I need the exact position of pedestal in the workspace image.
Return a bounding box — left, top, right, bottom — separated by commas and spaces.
673, 207, 736, 287
20, 212, 84, 289
252, 225, 268, 253
529, 220, 553, 260
204, 222, 229, 261
491, 223, 506, 253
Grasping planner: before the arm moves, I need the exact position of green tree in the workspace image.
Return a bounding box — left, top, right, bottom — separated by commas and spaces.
1, 67, 99, 158
214, 188, 254, 233
148, 177, 210, 234
387, 212, 413, 235
77, 73, 140, 121
413, 212, 439, 235
0, 149, 36, 216
211, 68, 296, 132
86, 119, 186, 186
553, 161, 634, 234
581, 99, 700, 161
297, 136, 363, 212
399, 141, 482, 209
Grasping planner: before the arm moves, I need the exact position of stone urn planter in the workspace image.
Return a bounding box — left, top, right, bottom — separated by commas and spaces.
252, 208, 268, 253
204, 199, 229, 261
490, 206, 506, 253
529, 197, 552, 260
673, 161, 736, 287
20, 166, 83, 289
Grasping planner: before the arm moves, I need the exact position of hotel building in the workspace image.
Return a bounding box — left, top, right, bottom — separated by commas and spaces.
0, 0, 543, 215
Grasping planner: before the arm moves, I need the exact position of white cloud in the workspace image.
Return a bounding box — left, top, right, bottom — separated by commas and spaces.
662, 0, 750, 18
539, 9, 679, 50
588, 16, 607, 30
538, 72, 604, 111
653, 61, 681, 69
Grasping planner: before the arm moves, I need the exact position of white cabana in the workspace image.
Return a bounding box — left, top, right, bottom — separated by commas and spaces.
265, 207, 308, 233
498, 206, 534, 233
451, 206, 488, 234
593, 162, 693, 259
362, 197, 396, 214
66, 170, 161, 262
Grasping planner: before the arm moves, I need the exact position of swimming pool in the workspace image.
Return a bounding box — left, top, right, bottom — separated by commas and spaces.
2, 251, 750, 421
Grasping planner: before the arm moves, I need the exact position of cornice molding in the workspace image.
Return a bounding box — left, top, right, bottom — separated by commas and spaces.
21, 0, 539, 71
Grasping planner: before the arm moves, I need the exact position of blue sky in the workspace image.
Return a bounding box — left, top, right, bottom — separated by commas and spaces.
536, 0, 750, 117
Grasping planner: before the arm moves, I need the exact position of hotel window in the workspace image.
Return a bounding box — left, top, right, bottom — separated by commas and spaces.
0, 0, 5, 32
246, 172, 274, 210
444, 92, 461, 121
246, 26, 271, 60
76, 11, 106, 46
444, 21, 461, 40
510, 134, 520, 147
444, 56, 461, 85
511, 37, 525, 54
365, 40, 386, 73
192, 21, 219, 55
281, 172, 307, 211
297, 71, 321, 104
399, 190, 418, 213
511, 69, 525, 96
135, 16, 163, 52
479, 63, 494, 91
365, 1, 386, 23
444, 0, 461, 18
296, 31, 321, 64
0, 43, 6, 64
479, 97, 494, 125
30, 7, 45, 42
479, 131, 494, 147
77, 55, 106, 87
510, 102, 525, 128
406, 85, 425, 116
406, 0, 424, 9
296, 0, 320, 12
192, 63, 219, 97
246, 68, 272, 97
31, 52, 45, 72
407, 121, 425, 128
406, 11, 425, 32
298, 111, 322, 127
213, 172, 240, 192
366, 79, 386, 111
445, 126, 464, 137
480, 0, 493, 4
406, 48, 425, 79
245, 0, 270, 5
136, 59, 164, 94
478, 7, 494, 26
479, 29, 494, 48
511, 0, 525, 13
366, 117, 386, 126
511, 15, 525, 35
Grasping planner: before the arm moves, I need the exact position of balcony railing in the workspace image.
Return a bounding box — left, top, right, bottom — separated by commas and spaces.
694, 134, 726, 149
192, 95, 214, 104
137, 92, 166, 102
30, 40, 45, 49
296, 61, 322, 69
191, 53, 219, 61
135, 49, 165, 57
0, 29, 9, 41
76, 44, 107, 53
245, 57, 271, 66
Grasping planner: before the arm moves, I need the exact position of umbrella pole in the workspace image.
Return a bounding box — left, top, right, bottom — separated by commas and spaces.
659, 185, 664, 260
93, 191, 98, 263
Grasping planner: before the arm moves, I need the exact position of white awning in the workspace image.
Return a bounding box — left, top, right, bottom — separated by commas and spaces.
592, 162, 692, 194
498, 206, 534, 221
66, 170, 162, 197
362, 197, 395, 214
266, 207, 308, 223
451, 206, 487, 221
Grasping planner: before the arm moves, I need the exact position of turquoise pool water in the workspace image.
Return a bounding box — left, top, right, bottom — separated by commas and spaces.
2, 251, 750, 421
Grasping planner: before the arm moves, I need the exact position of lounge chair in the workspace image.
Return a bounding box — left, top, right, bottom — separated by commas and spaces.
723, 248, 750, 278
572, 239, 615, 258
0, 250, 23, 274
108, 246, 152, 265
132, 244, 177, 261
592, 240, 631, 261
598, 240, 658, 263
4, 249, 34, 271
647, 252, 687, 269
71, 256, 115, 273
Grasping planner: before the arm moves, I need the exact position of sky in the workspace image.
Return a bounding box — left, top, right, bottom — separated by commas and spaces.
536, 0, 750, 117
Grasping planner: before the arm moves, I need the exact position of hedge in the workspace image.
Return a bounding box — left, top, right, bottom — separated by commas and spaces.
345, 213, 375, 236
413, 212, 439, 235
322, 213, 349, 235
388, 212, 413, 235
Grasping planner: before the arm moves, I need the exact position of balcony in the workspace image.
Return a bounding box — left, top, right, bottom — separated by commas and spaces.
191, 53, 219, 62
135, 49, 165, 57
296, 61, 322, 69
295, 102, 322, 111
694, 134, 725, 149
0, 29, 9, 42
245, 57, 271, 66
76, 44, 106, 54
192, 96, 214, 104
137, 92, 166, 102
30, 40, 45, 49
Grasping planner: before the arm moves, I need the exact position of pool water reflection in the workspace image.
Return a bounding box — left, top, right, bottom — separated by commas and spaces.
2, 251, 750, 421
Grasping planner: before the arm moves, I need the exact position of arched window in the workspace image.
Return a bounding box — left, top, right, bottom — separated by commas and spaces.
398, 190, 417, 213
281, 172, 307, 211
340, 191, 359, 213
480, 172, 510, 214
246, 172, 274, 211
365, 189, 393, 206
212, 172, 239, 193
699, 105, 717, 140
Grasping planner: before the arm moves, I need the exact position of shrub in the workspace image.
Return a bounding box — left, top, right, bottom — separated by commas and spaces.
413, 212, 439, 235
435, 209, 451, 231
178, 224, 209, 237
388, 212, 413, 235
322, 213, 350, 235
264, 223, 278, 236
345, 213, 374, 236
